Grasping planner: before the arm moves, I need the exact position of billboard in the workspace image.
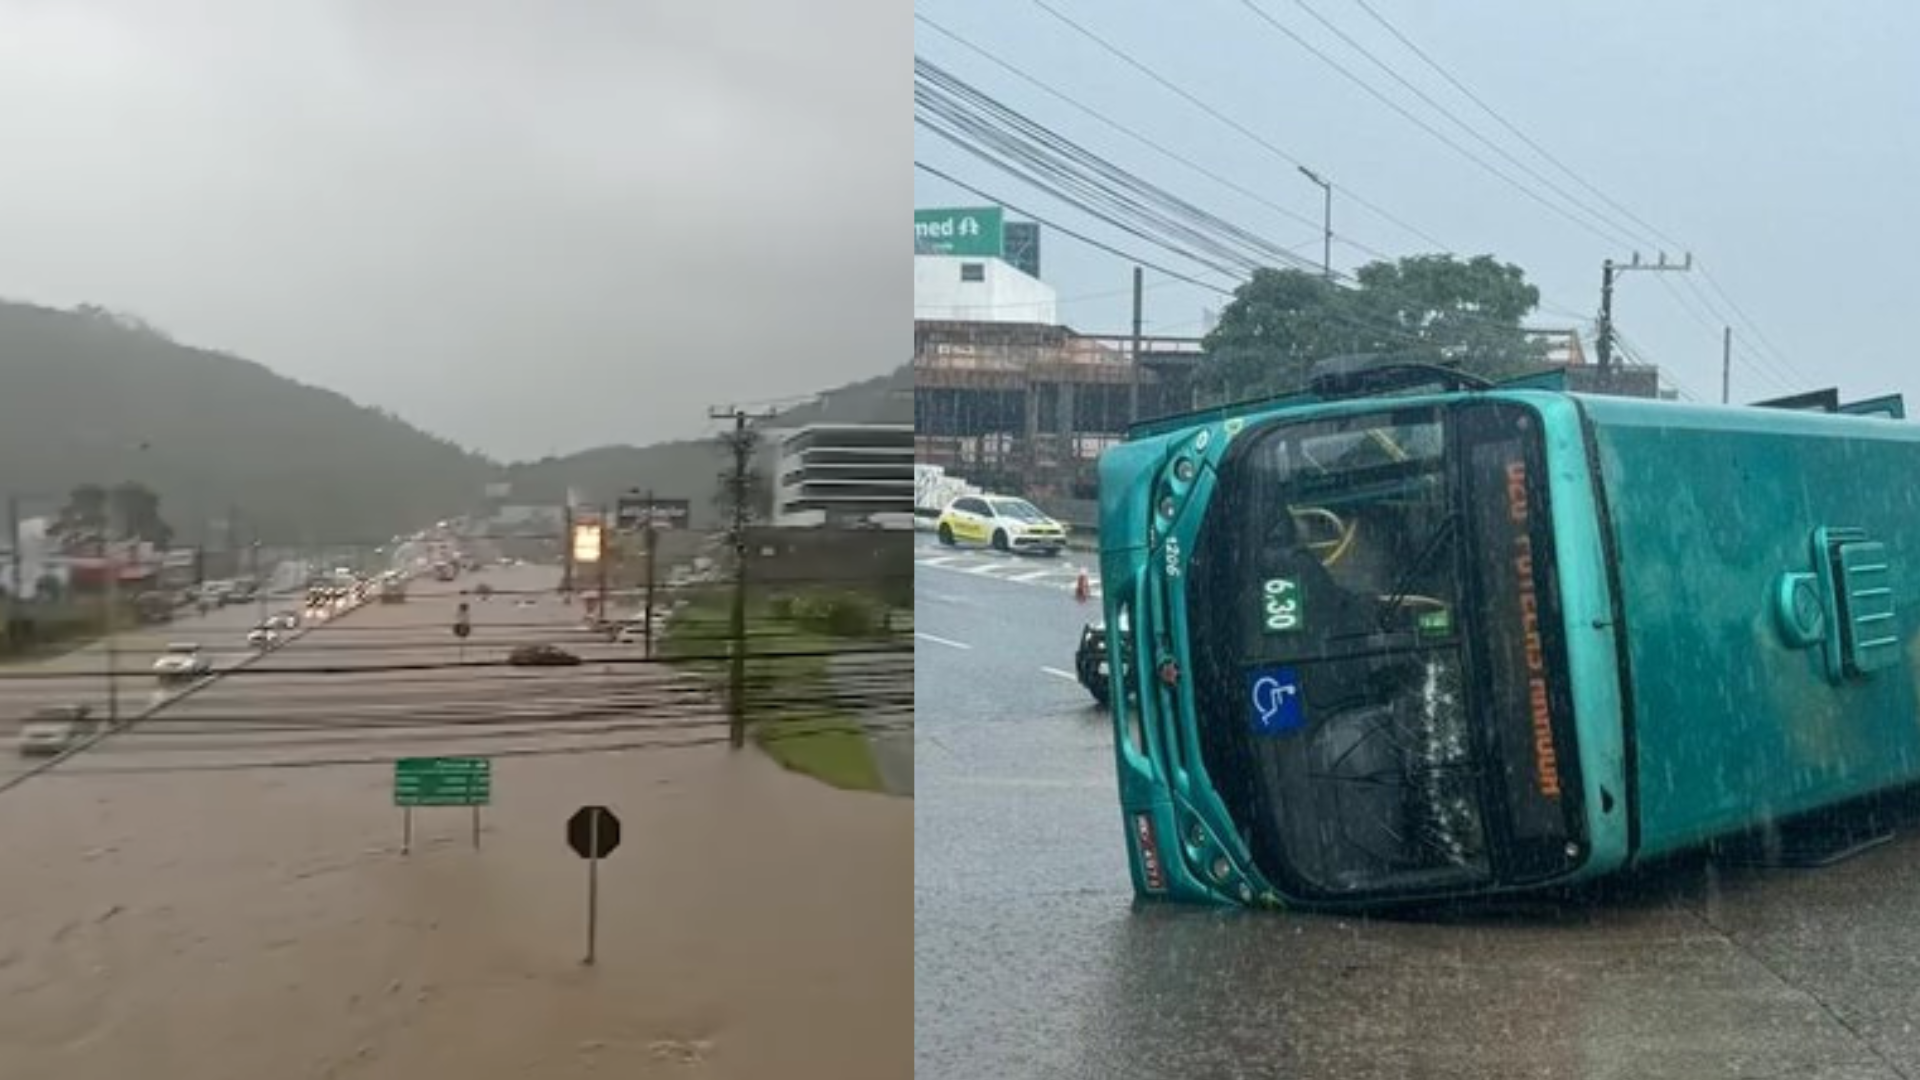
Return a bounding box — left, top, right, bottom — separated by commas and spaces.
571, 523, 603, 564
914, 206, 1004, 259
1002, 220, 1040, 278
615, 495, 691, 531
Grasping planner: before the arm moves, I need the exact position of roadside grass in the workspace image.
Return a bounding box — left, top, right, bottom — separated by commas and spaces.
661, 589, 888, 793
0, 598, 129, 666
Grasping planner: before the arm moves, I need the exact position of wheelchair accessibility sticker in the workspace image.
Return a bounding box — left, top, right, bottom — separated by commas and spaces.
1247, 665, 1305, 736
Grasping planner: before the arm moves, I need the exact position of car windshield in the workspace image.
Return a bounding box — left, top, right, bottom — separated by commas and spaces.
988, 498, 1047, 521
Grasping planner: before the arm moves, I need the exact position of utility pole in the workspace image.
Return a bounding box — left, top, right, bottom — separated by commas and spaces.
252, 531, 266, 623
595, 503, 609, 625
104, 498, 120, 728
1722, 326, 1733, 405
1596, 251, 1693, 375
641, 489, 658, 660
1298, 166, 1333, 281
1129, 266, 1144, 425
6, 495, 20, 603
561, 503, 575, 598
709, 405, 777, 749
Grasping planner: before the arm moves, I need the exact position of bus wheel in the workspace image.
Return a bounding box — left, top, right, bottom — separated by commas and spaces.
937, 524, 956, 546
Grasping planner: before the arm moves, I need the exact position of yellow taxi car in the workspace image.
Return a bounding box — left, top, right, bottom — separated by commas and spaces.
934, 494, 1068, 555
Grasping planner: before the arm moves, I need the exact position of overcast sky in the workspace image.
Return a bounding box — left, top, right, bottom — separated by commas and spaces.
915, 0, 1920, 407
0, 0, 903, 461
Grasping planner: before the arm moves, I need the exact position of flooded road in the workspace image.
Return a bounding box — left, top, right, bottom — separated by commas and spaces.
914, 533, 1920, 1080
0, 566, 910, 1079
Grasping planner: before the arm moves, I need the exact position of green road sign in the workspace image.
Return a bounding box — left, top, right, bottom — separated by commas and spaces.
914, 206, 1004, 258
394, 756, 492, 807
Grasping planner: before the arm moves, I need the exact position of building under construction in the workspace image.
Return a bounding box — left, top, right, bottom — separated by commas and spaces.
913, 320, 1201, 503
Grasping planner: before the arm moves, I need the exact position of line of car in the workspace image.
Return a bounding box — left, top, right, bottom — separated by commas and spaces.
20, 591, 353, 757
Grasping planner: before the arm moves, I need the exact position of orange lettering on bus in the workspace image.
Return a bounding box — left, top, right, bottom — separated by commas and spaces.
1504, 458, 1561, 800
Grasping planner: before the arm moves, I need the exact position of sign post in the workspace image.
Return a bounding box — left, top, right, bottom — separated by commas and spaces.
394, 757, 492, 854
566, 805, 622, 965
454, 603, 471, 663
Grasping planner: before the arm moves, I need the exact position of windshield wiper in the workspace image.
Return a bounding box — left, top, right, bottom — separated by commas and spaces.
1377, 512, 1459, 631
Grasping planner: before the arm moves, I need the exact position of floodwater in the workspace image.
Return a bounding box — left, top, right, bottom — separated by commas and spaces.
0, 569, 910, 1079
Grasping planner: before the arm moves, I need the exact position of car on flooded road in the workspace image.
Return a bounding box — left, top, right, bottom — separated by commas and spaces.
16, 705, 101, 757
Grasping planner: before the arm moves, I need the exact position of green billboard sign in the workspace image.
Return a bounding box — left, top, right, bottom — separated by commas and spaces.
914, 206, 1004, 258
394, 756, 492, 807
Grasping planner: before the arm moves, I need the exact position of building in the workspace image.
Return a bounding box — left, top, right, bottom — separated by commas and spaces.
914, 255, 1058, 325
770, 424, 914, 527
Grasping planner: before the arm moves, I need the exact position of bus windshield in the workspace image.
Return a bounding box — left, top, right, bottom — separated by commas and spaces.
1185, 400, 1580, 901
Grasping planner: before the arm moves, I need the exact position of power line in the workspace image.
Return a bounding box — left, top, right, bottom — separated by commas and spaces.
915, 161, 1237, 295
915, 13, 1398, 262
1327, 0, 1811, 389
37, 720, 918, 780
1021, 0, 1452, 251
1692, 261, 1815, 388
918, 58, 1325, 276
920, 81, 1584, 354
1341, 0, 1683, 252
1235, 0, 1639, 251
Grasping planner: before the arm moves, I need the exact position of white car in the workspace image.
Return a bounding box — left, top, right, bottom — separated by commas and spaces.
17, 705, 99, 757
152, 643, 212, 682
935, 494, 1069, 555
612, 616, 669, 644
266, 611, 299, 631
246, 626, 280, 649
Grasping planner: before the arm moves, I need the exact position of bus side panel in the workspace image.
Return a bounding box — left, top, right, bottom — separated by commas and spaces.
1582, 400, 1920, 858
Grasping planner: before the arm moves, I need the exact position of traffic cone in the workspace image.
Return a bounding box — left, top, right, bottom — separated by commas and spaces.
1075, 569, 1091, 604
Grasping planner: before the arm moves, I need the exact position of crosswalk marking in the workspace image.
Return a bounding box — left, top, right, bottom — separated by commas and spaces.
916, 552, 1103, 598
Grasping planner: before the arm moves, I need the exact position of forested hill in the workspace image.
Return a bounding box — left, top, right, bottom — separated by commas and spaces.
0, 299, 906, 542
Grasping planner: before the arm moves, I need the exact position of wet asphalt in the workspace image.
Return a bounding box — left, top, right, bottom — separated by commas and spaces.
914, 533, 1920, 1080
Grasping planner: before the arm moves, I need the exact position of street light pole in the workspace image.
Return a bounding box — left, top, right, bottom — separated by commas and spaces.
1298, 166, 1333, 281
104, 499, 120, 728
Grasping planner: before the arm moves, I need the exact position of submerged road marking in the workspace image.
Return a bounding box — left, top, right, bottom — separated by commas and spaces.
1040, 666, 1078, 681
1010, 570, 1055, 583
915, 632, 973, 651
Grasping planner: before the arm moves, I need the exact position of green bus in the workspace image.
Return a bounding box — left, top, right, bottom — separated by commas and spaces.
1095, 358, 1915, 910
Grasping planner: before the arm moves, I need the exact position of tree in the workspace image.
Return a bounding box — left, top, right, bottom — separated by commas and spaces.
50, 482, 173, 548
109, 482, 174, 547
1198, 255, 1550, 402
1350, 255, 1545, 379
51, 484, 109, 546
1197, 269, 1360, 402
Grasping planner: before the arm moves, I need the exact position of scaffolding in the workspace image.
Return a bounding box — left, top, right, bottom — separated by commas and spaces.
913, 320, 1203, 502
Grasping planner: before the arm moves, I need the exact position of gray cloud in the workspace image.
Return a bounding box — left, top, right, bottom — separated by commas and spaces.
0, 0, 905, 460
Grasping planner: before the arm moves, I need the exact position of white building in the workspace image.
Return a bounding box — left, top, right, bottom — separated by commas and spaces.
770, 423, 914, 527
914, 255, 1058, 325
